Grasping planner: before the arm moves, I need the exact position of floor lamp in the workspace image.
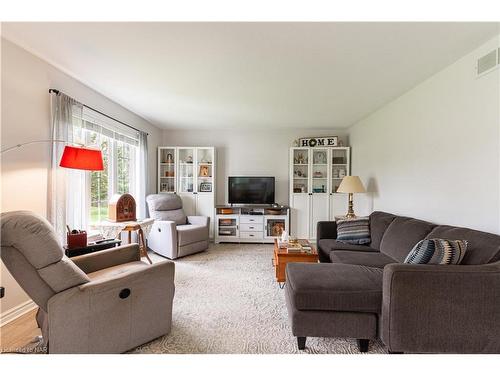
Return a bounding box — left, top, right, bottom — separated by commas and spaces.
0, 140, 103, 301
1, 140, 104, 171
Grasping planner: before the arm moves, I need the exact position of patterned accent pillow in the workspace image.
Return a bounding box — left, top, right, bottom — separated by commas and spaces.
336, 217, 371, 245
404, 238, 467, 265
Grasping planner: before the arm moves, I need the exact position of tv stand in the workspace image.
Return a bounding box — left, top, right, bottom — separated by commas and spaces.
215, 205, 290, 244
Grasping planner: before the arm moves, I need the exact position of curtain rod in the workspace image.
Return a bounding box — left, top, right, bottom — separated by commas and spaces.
49, 89, 149, 136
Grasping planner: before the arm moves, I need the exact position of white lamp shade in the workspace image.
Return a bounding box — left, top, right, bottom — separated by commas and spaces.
337, 176, 366, 193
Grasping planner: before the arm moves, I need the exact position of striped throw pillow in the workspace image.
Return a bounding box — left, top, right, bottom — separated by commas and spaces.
336, 217, 371, 245
404, 238, 467, 265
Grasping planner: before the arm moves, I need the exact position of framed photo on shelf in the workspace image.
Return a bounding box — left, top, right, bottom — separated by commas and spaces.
199, 182, 212, 192
199, 165, 210, 177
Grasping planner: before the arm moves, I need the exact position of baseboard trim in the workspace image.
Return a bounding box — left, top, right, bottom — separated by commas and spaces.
0, 300, 37, 327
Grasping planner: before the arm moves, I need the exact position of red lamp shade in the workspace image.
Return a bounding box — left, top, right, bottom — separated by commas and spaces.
59, 146, 104, 171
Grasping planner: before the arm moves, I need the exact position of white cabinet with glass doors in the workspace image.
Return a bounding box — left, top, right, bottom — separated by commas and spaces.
289, 147, 350, 240
157, 146, 216, 238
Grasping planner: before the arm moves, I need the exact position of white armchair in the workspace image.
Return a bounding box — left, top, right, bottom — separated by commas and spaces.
146, 194, 210, 259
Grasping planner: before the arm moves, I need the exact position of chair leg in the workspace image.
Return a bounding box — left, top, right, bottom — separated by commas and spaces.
357, 339, 369, 353
138, 228, 152, 264
297, 336, 306, 350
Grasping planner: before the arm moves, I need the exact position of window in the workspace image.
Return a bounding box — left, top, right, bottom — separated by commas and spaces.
72, 109, 140, 227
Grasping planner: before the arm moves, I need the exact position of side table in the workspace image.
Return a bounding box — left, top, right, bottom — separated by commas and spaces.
64, 239, 122, 258
273, 238, 318, 288
95, 218, 154, 264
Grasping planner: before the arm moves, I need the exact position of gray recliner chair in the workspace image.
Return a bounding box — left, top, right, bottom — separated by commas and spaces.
146, 194, 209, 259
0, 211, 175, 354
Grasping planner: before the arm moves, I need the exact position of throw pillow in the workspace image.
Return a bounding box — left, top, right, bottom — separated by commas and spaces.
336, 217, 371, 245
404, 238, 467, 265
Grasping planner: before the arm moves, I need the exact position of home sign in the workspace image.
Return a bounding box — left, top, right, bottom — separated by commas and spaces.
299, 136, 338, 147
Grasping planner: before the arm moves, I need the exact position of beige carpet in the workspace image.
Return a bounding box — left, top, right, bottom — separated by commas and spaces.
131, 243, 387, 354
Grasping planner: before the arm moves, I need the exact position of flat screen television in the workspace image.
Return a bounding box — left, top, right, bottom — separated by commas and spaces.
228, 176, 275, 205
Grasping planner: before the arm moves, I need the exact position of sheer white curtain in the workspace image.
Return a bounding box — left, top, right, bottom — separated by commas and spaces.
137, 131, 148, 219
48, 91, 148, 239
47, 93, 88, 240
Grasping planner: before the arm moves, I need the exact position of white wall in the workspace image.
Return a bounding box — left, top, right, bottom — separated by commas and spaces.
349, 35, 500, 234
0, 38, 163, 319
162, 129, 348, 205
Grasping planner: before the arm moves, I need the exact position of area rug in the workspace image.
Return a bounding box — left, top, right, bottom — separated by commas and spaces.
131, 243, 387, 354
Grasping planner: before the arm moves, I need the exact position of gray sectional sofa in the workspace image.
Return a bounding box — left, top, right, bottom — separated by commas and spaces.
285, 211, 500, 353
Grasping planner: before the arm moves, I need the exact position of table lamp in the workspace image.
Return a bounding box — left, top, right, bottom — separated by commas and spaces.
337, 176, 366, 218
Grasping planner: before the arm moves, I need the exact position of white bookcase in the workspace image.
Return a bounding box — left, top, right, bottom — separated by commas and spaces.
157, 146, 216, 238
289, 147, 350, 240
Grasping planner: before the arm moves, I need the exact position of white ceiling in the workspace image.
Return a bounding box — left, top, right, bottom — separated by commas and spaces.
2, 22, 499, 130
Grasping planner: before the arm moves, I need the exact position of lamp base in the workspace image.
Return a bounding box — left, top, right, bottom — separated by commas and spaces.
345, 193, 357, 219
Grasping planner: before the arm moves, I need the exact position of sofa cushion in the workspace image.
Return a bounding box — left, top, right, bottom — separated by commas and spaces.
369, 211, 397, 250
330, 250, 397, 268
425, 225, 500, 265
336, 217, 371, 245
147, 194, 183, 211
177, 224, 208, 246
318, 239, 377, 253
38, 256, 90, 292
286, 263, 383, 313
285, 263, 383, 313
146, 194, 187, 225
153, 208, 187, 225
317, 239, 377, 263
379, 216, 435, 262
1, 211, 64, 269
404, 238, 467, 265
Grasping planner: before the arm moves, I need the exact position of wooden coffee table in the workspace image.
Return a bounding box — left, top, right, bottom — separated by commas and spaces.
273, 238, 318, 288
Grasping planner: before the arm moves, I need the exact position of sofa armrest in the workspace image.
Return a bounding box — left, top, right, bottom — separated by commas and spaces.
47, 260, 175, 353
187, 215, 209, 227
317, 221, 337, 240
78, 260, 174, 292
72, 244, 141, 274
382, 261, 500, 353
147, 220, 178, 258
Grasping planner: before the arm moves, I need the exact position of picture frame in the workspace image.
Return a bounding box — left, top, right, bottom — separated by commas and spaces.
199, 165, 210, 177
199, 182, 212, 192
